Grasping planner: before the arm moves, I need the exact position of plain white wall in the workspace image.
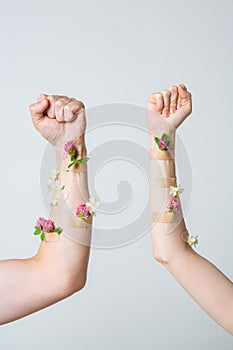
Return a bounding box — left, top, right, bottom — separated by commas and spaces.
0, 0, 233, 348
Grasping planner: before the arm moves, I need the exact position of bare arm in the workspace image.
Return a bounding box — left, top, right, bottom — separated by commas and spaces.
0, 95, 91, 325
147, 84, 233, 335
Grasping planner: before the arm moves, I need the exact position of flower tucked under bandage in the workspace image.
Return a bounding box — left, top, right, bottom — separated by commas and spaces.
167, 197, 180, 213
154, 133, 172, 151
187, 235, 199, 247
167, 185, 184, 213
64, 141, 89, 172
75, 197, 101, 220
150, 133, 173, 160
152, 184, 184, 222
34, 217, 62, 242
169, 185, 184, 197
66, 198, 101, 228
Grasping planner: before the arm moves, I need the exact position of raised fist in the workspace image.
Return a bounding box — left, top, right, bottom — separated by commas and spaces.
30, 94, 86, 153
147, 84, 192, 130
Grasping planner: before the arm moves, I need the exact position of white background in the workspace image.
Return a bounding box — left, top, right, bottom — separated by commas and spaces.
0, 0, 232, 348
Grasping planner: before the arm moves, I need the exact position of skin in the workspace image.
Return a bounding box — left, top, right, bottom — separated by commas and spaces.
0, 87, 232, 334
147, 84, 233, 335
0, 94, 91, 325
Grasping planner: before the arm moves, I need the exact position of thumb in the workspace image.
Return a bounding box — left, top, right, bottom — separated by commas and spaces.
29, 94, 49, 125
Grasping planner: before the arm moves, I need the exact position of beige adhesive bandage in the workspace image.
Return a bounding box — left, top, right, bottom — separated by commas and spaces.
155, 177, 177, 188
66, 214, 93, 228
61, 158, 87, 173
152, 211, 182, 223
45, 232, 60, 242
149, 148, 174, 160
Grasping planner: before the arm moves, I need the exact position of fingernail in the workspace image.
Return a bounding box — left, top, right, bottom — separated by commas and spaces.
163, 109, 167, 116
170, 107, 175, 113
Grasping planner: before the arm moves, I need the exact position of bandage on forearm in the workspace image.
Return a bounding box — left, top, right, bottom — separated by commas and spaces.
61, 158, 87, 173
66, 214, 93, 228
152, 211, 183, 223
155, 177, 177, 188
149, 148, 174, 160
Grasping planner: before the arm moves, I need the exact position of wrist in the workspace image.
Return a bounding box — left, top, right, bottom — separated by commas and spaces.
149, 130, 176, 150
54, 141, 87, 169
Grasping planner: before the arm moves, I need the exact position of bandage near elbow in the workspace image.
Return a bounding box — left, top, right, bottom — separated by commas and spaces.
34, 217, 62, 242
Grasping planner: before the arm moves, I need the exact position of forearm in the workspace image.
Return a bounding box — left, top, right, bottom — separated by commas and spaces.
149, 129, 189, 263
36, 143, 91, 288
149, 130, 233, 335
0, 145, 91, 325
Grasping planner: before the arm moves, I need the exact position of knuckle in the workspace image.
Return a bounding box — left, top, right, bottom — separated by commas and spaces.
64, 104, 71, 112
55, 99, 63, 108
169, 86, 178, 94
77, 100, 85, 109
49, 95, 57, 103
162, 90, 171, 98
155, 92, 162, 100
148, 93, 155, 101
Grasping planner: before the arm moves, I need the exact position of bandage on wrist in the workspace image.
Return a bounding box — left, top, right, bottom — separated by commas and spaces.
66, 214, 93, 228
155, 177, 177, 188
149, 148, 174, 160
61, 158, 87, 173
152, 211, 182, 223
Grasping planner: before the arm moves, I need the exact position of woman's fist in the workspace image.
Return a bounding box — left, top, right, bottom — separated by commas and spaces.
147, 84, 192, 130
30, 94, 86, 152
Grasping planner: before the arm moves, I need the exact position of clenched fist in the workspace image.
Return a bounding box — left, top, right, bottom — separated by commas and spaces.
147, 84, 192, 131
30, 94, 87, 155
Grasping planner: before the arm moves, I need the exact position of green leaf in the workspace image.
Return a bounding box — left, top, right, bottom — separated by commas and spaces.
68, 161, 76, 168
77, 158, 90, 163
34, 227, 41, 235
167, 140, 171, 147
40, 232, 45, 241
161, 133, 169, 141
60, 185, 65, 190
154, 137, 160, 146
54, 227, 62, 234
71, 155, 76, 162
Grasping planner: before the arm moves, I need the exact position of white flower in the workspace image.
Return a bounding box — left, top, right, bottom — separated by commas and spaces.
86, 197, 101, 214
53, 180, 61, 191
47, 169, 65, 206
50, 199, 59, 206
169, 185, 184, 198
49, 169, 60, 181
187, 235, 199, 247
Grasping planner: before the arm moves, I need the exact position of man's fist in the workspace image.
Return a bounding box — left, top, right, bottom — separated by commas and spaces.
30, 94, 86, 152
147, 84, 192, 130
